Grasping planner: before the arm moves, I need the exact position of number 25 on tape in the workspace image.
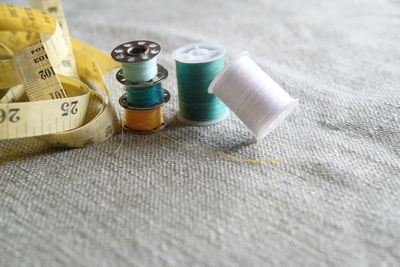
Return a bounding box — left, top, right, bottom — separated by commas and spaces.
61, 100, 78, 116
0, 108, 20, 124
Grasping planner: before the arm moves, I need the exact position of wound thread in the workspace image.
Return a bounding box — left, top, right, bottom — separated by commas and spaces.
209, 52, 298, 140
173, 43, 229, 125
121, 57, 157, 82
124, 107, 164, 131
125, 83, 164, 106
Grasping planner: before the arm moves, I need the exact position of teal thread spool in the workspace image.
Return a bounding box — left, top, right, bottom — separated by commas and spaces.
173, 43, 229, 125
111, 40, 160, 82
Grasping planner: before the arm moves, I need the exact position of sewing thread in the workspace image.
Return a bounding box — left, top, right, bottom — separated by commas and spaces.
125, 83, 164, 106
209, 52, 298, 140
121, 57, 157, 82
173, 43, 229, 125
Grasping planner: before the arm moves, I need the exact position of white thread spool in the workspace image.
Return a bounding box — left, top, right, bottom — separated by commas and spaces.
208, 52, 298, 140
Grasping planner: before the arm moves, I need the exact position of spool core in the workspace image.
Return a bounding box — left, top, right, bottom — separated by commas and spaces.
127, 45, 148, 56
172, 43, 226, 64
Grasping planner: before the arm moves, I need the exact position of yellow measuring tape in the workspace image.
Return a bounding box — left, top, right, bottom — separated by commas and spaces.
0, 0, 121, 147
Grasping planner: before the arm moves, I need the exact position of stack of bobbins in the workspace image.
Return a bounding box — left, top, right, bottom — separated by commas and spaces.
111, 40, 170, 133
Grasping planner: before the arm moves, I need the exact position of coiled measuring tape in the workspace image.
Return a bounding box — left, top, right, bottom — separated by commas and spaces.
0, 0, 121, 147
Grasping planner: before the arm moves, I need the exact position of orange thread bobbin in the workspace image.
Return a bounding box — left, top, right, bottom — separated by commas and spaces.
119, 90, 170, 133
124, 108, 164, 131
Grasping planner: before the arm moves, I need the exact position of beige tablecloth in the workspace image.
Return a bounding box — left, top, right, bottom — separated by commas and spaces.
1, 0, 399, 266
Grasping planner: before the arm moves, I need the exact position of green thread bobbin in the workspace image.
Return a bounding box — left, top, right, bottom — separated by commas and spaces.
111, 40, 160, 83
122, 58, 157, 82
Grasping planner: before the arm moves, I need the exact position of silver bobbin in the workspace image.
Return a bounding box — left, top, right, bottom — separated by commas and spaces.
119, 89, 171, 134
116, 64, 168, 87
119, 89, 170, 110
111, 40, 161, 63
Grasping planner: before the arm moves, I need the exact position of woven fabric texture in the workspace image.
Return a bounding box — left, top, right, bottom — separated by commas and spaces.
1, 0, 400, 266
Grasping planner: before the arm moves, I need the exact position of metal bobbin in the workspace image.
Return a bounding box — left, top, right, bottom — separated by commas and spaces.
119, 89, 170, 111
116, 64, 168, 87
119, 90, 171, 133
111, 40, 161, 63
